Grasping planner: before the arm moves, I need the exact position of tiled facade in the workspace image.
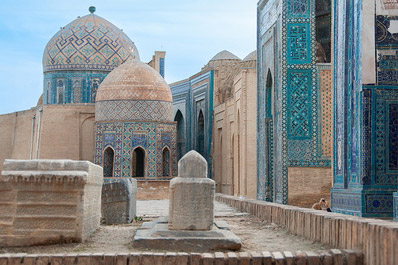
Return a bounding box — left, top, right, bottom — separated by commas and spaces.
257, 0, 332, 205
170, 70, 214, 177
94, 121, 177, 179
330, 0, 398, 217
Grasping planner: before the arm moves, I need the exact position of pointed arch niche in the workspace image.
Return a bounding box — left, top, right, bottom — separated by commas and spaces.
132, 147, 146, 178
162, 147, 171, 177
103, 146, 115, 178
174, 110, 185, 160
197, 110, 205, 156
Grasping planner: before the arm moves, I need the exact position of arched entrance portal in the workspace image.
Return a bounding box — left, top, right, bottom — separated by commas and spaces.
132, 147, 145, 178
162, 147, 171, 177
103, 147, 114, 178
197, 110, 205, 156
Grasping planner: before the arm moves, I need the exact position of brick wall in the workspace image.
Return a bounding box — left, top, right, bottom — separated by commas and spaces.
216, 193, 398, 265
0, 251, 362, 265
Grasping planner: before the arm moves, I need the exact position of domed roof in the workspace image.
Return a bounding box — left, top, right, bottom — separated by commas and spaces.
43, 8, 139, 72
96, 59, 172, 102
243, 50, 257, 61
209, 50, 241, 61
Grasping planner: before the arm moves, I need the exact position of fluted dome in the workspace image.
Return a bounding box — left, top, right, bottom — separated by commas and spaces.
43, 11, 139, 72
95, 59, 173, 122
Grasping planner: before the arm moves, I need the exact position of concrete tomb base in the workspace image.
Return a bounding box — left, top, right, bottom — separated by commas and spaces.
133, 216, 242, 251
102, 178, 137, 224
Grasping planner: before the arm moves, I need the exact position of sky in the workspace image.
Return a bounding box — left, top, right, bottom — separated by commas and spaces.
0, 0, 257, 115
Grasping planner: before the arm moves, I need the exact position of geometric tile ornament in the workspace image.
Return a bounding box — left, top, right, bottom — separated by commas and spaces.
331, 1, 398, 217
43, 13, 139, 72
96, 100, 172, 121
43, 10, 139, 104
95, 121, 177, 179
257, 0, 330, 204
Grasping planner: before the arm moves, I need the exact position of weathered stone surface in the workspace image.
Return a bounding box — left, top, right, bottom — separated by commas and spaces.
133, 217, 241, 252
102, 178, 137, 224
0, 159, 103, 247
169, 151, 215, 230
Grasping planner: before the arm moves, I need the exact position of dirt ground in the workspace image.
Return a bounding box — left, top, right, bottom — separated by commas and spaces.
1, 216, 328, 254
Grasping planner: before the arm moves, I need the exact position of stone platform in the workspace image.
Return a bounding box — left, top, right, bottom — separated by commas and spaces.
133, 217, 242, 252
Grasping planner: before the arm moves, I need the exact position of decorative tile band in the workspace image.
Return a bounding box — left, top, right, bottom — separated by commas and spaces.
96, 100, 172, 122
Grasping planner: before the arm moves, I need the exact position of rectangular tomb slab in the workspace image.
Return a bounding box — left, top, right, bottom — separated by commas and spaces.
133, 217, 242, 252
0, 159, 103, 247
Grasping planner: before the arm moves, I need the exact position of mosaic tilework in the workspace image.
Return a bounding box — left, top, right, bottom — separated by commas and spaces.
331, 191, 361, 214
365, 194, 393, 214
43, 14, 138, 72
287, 24, 311, 64
287, 69, 312, 139
95, 121, 177, 179
156, 124, 178, 177
258, 0, 330, 204
394, 192, 398, 220
331, 0, 398, 218
96, 100, 172, 121
320, 68, 332, 158
388, 103, 398, 170
44, 72, 107, 104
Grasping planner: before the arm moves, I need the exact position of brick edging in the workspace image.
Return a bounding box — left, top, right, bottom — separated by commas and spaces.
216, 193, 398, 265
0, 250, 362, 265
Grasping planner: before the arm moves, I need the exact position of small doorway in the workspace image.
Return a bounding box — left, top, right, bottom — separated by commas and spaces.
162, 147, 171, 177
103, 147, 114, 178
132, 147, 145, 177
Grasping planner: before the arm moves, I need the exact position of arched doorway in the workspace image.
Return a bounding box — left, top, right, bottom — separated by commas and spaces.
174, 110, 185, 160
132, 147, 145, 178
103, 147, 114, 178
162, 147, 171, 177
197, 110, 205, 156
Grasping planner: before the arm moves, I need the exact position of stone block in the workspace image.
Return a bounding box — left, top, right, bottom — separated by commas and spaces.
169, 151, 215, 230
0, 160, 103, 247
237, 252, 250, 265
102, 178, 137, 224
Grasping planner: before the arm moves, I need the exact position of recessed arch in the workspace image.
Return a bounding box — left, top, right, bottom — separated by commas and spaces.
162, 146, 171, 177
174, 110, 185, 160
103, 146, 115, 178
197, 109, 205, 156
132, 146, 146, 178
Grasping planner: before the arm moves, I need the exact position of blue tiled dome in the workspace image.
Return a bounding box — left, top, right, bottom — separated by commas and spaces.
43, 11, 140, 72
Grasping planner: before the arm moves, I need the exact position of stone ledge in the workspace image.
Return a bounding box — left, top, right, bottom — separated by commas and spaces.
1, 160, 103, 185
0, 250, 363, 265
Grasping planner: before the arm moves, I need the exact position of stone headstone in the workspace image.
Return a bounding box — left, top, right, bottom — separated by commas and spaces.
102, 178, 137, 224
168, 150, 215, 230
0, 159, 103, 247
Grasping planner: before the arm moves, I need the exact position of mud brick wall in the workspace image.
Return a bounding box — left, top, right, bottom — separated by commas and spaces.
0, 160, 103, 247
216, 193, 398, 265
0, 251, 362, 265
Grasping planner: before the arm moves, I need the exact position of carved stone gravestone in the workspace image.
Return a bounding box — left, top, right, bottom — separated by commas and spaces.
169, 150, 215, 230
